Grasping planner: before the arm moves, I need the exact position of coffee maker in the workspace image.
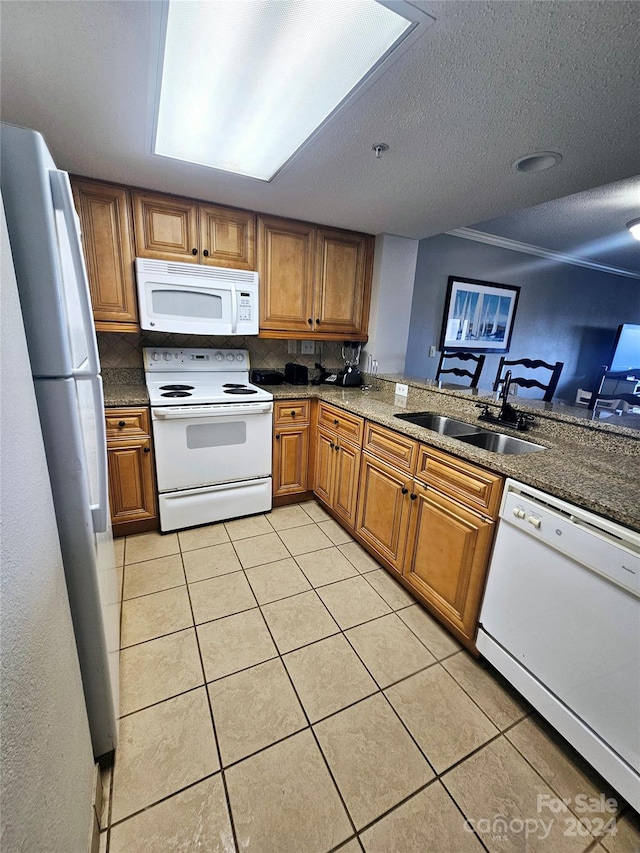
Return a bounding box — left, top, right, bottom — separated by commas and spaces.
337, 341, 363, 386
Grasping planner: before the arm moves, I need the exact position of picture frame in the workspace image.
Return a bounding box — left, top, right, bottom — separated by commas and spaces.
439, 275, 520, 353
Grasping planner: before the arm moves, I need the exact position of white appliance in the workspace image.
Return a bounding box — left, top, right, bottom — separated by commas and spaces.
477, 479, 640, 811
144, 347, 273, 532
1, 123, 119, 757
136, 257, 259, 335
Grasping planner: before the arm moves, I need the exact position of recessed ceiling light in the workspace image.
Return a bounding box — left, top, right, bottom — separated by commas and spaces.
153, 0, 432, 181
513, 152, 562, 173
626, 218, 640, 241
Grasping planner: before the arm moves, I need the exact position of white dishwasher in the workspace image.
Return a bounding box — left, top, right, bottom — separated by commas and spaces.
477, 479, 640, 811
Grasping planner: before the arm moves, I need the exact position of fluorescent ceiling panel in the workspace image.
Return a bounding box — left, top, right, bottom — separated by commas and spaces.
154, 0, 415, 180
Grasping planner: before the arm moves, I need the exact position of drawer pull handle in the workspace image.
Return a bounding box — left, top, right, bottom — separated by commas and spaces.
118, 420, 126, 428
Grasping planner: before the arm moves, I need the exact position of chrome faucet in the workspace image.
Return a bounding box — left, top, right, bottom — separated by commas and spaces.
499, 370, 518, 422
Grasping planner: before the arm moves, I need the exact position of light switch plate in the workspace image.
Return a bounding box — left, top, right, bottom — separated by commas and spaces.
395, 382, 408, 397
301, 340, 315, 354
287, 340, 297, 354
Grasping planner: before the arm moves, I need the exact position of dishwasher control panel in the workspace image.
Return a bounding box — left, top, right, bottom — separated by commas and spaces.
502, 489, 640, 597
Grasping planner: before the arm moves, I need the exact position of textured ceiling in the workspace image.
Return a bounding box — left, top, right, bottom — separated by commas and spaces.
1, 1, 639, 256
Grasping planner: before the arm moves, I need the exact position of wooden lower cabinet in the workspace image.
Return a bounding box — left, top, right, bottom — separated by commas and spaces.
356, 452, 413, 573
273, 400, 310, 498
402, 485, 495, 644
313, 425, 361, 529
106, 407, 157, 536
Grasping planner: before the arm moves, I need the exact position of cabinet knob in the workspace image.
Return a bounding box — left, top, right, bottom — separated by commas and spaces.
290, 410, 296, 417
275, 434, 280, 440
308, 318, 313, 325
330, 442, 335, 449
191, 248, 198, 255
203, 249, 209, 257
118, 420, 126, 428
410, 493, 417, 500
333, 419, 339, 425
316, 318, 321, 324
401, 487, 409, 494
143, 447, 151, 453
335, 444, 340, 451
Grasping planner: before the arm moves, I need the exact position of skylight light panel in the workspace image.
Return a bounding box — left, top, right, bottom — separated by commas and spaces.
154, 0, 418, 181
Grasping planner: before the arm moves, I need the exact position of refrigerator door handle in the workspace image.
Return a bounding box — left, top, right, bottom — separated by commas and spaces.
91, 375, 110, 534
49, 169, 100, 376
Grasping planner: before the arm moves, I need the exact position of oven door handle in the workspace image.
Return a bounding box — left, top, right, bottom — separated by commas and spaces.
152, 403, 273, 419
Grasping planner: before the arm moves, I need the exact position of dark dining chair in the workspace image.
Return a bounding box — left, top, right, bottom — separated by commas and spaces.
435, 351, 485, 388
493, 357, 564, 402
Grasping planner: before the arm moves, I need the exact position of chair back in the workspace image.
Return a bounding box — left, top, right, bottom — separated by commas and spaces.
493, 357, 563, 402
436, 351, 485, 388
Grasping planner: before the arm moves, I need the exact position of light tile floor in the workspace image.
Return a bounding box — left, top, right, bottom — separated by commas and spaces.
101, 501, 640, 852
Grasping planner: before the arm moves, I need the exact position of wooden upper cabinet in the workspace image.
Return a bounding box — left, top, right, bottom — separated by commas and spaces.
71, 178, 138, 331
199, 204, 255, 269
133, 191, 255, 268
258, 215, 315, 334
315, 227, 373, 337
133, 192, 199, 262
258, 217, 373, 340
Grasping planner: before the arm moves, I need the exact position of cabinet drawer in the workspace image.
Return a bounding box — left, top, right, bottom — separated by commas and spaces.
415, 445, 502, 517
105, 407, 150, 439
363, 422, 418, 475
274, 400, 310, 426
317, 402, 363, 445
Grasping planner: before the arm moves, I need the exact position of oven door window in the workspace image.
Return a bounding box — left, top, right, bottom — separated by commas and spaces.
150, 287, 225, 319
186, 421, 246, 449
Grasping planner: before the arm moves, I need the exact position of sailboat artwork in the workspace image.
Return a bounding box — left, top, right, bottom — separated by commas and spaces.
440, 276, 521, 353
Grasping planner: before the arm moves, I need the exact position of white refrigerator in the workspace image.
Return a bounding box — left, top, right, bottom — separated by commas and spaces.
1, 123, 119, 756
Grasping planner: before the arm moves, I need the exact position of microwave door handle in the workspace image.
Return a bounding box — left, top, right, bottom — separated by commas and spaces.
231, 284, 238, 334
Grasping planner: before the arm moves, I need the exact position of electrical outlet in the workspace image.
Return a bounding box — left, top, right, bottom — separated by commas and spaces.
394, 394, 408, 408
301, 340, 315, 354
395, 382, 408, 397
287, 340, 297, 354
429, 345, 437, 358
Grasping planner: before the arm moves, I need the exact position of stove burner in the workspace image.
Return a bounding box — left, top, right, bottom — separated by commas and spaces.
223, 388, 258, 395
159, 384, 194, 391
161, 390, 192, 398
223, 383, 247, 388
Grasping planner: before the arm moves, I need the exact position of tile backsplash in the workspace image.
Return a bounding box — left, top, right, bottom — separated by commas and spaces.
97, 331, 345, 373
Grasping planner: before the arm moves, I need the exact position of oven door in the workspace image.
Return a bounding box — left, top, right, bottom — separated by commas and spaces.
151, 402, 273, 492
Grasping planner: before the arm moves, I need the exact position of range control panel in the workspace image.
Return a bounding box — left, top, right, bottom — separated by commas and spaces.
143, 347, 249, 372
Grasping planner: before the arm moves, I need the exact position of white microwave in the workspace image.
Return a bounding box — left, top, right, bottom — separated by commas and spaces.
135, 258, 259, 336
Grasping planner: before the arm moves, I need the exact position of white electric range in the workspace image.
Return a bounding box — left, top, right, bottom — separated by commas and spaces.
144, 347, 273, 532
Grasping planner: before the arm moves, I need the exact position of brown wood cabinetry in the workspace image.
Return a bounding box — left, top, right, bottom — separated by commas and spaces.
133, 191, 255, 269
71, 178, 138, 331
313, 403, 363, 528
106, 407, 157, 537
273, 400, 310, 498
258, 216, 373, 340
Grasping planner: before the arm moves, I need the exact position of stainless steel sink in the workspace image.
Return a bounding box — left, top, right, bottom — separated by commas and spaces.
394, 411, 483, 437
456, 431, 546, 455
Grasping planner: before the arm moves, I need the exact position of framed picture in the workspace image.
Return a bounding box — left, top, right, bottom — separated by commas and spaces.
439, 276, 520, 353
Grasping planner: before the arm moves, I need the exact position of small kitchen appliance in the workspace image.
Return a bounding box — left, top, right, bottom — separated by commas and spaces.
144, 347, 273, 532
337, 341, 363, 386
284, 362, 309, 385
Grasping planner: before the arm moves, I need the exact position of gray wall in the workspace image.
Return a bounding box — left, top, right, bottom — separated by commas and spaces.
1, 203, 95, 851
405, 233, 640, 400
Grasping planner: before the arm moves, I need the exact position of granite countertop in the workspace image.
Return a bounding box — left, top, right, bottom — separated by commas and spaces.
102, 369, 640, 531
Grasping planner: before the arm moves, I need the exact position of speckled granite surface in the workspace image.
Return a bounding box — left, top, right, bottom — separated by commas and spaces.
102, 369, 640, 531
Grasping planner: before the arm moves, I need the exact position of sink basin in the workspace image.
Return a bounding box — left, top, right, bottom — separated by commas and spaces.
394, 411, 482, 437
456, 431, 546, 455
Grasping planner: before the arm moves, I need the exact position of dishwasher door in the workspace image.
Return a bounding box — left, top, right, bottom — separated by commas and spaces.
478, 484, 640, 800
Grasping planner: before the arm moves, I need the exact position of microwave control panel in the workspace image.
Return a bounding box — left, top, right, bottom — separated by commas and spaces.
238, 292, 253, 323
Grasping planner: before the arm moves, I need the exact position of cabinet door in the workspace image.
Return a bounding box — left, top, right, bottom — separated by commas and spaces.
313, 426, 336, 507
273, 425, 309, 497
71, 179, 138, 330
199, 204, 255, 270
133, 191, 199, 262
258, 216, 315, 334
355, 453, 412, 572
332, 440, 360, 529
107, 437, 157, 526
314, 228, 372, 338
403, 486, 494, 643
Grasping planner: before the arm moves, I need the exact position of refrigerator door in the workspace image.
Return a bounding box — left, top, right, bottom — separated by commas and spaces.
0, 123, 98, 378
34, 375, 119, 756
